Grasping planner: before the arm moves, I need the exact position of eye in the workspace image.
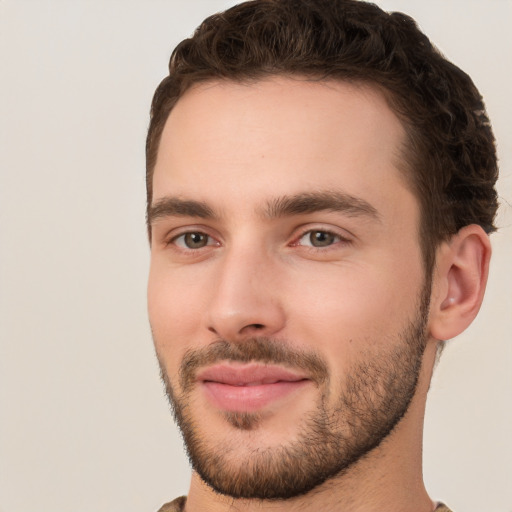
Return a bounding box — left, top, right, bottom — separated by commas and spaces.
297, 230, 343, 248
172, 232, 215, 249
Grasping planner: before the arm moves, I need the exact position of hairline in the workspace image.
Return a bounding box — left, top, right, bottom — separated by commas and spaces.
147, 73, 422, 204
146, 73, 438, 276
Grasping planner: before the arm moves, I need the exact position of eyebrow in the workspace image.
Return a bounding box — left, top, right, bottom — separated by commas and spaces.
262, 191, 380, 221
148, 190, 380, 226
148, 197, 216, 225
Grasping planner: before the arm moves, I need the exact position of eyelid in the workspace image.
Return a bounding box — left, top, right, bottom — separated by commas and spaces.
290, 225, 353, 247
172, 232, 217, 249
164, 225, 221, 249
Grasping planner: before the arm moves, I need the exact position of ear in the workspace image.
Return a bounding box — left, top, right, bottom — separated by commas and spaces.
429, 225, 492, 341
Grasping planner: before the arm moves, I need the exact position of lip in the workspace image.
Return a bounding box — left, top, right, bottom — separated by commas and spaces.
197, 364, 310, 412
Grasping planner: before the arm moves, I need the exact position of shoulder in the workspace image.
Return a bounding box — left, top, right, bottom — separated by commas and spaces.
156, 497, 452, 512
157, 496, 187, 512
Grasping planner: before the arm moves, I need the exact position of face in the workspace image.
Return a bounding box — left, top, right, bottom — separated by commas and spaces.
148, 77, 430, 499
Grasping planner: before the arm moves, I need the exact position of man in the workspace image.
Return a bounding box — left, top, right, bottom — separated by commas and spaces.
145, 1, 498, 510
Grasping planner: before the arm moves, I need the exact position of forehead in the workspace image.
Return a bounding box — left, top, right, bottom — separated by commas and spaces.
152, 77, 413, 220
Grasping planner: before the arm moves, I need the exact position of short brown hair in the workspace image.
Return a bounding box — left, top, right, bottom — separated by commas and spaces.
146, 0, 498, 273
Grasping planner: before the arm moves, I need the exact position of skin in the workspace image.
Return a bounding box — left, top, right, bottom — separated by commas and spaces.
147, 77, 491, 511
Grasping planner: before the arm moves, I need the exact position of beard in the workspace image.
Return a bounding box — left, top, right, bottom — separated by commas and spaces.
156, 287, 431, 501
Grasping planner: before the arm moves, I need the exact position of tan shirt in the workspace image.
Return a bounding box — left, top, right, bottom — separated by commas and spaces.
157, 497, 453, 511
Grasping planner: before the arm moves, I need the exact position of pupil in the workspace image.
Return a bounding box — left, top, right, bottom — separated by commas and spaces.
311, 231, 333, 247
185, 233, 206, 248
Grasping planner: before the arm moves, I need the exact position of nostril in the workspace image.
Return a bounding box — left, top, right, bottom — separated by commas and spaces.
207, 323, 266, 337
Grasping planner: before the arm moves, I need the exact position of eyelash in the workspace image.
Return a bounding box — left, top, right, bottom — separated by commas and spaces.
291, 228, 351, 251
166, 227, 350, 254
168, 231, 219, 250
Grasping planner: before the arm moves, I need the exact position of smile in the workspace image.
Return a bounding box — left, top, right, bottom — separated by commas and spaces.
196, 364, 310, 412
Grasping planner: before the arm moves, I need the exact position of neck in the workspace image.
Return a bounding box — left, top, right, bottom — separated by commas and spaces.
185, 342, 439, 512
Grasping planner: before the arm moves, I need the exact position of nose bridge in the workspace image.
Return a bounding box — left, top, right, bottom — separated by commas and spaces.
206, 236, 285, 340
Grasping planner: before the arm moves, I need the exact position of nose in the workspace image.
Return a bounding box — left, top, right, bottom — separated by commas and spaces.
206, 244, 286, 341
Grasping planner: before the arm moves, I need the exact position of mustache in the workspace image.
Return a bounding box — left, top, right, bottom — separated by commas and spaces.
179, 337, 329, 391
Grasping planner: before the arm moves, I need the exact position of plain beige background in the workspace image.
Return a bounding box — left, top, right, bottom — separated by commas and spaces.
1, 1, 511, 511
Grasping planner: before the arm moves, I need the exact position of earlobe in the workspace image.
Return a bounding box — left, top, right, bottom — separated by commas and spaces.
429, 225, 492, 341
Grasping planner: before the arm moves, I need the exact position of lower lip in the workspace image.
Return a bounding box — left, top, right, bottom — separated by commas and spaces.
202, 380, 309, 412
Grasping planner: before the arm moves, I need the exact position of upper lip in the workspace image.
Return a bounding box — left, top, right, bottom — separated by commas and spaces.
196, 363, 308, 386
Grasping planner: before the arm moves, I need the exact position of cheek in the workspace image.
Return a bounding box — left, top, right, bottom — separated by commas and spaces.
286, 260, 424, 367
147, 261, 206, 361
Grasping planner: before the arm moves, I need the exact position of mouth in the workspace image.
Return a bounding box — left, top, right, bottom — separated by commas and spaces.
196, 363, 311, 412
